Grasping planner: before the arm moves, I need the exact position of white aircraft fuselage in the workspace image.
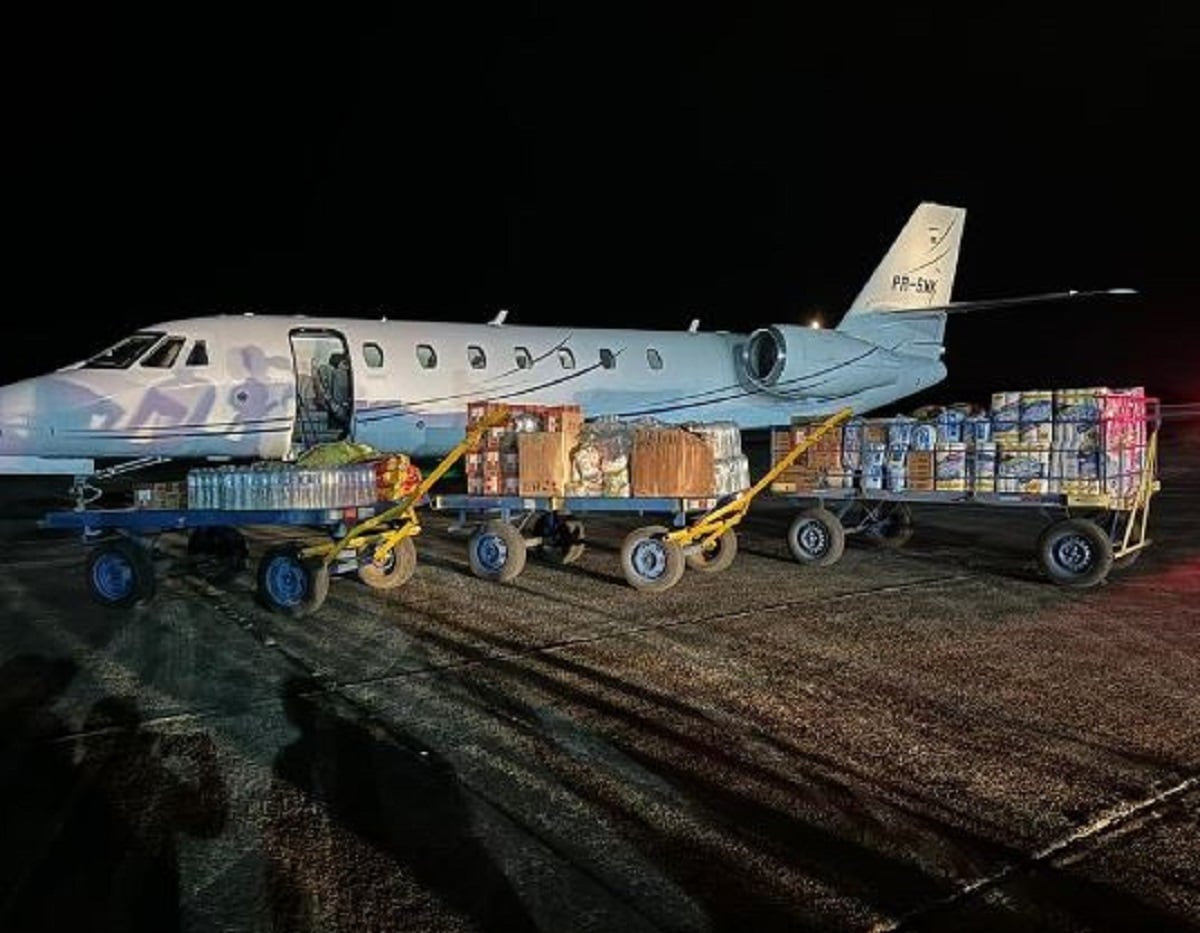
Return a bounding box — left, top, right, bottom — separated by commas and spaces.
0, 315, 946, 461
12, 201, 1124, 471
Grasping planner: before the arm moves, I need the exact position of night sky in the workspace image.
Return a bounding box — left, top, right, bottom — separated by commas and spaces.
12, 7, 1200, 407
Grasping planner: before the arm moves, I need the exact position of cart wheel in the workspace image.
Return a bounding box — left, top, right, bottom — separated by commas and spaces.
534, 515, 586, 565
1037, 518, 1114, 587
86, 538, 156, 608
862, 502, 914, 549
257, 544, 330, 616
468, 520, 528, 582
188, 526, 248, 583
620, 525, 685, 592
787, 507, 845, 567
357, 536, 417, 589
685, 529, 738, 573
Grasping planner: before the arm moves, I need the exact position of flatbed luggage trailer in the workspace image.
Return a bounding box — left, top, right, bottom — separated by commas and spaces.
779, 396, 1161, 588
432, 408, 854, 592
41, 407, 513, 617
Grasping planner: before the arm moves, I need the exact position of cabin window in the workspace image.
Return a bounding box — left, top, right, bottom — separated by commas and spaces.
416, 344, 438, 369
467, 345, 487, 369
599, 348, 616, 369
647, 348, 663, 370
141, 336, 186, 368
558, 348, 575, 370
514, 347, 533, 370
363, 342, 384, 368
185, 340, 209, 366
82, 332, 165, 369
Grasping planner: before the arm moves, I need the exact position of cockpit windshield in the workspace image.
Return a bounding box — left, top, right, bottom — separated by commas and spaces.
82, 332, 165, 369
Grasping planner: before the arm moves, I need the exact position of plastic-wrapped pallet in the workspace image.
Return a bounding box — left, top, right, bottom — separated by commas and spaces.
963, 413, 992, 446
970, 443, 997, 493
888, 415, 917, 449
684, 420, 751, 496
842, 417, 865, 472
713, 455, 751, 496
862, 442, 887, 491
1019, 390, 1054, 445
1053, 387, 1106, 453
935, 443, 968, 491
566, 419, 632, 497
991, 391, 1021, 445
997, 445, 1051, 494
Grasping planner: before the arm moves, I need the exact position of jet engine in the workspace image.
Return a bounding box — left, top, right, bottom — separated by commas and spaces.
737, 324, 894, 399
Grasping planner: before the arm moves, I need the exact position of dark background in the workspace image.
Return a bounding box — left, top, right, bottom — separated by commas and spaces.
11, 6, 1200, 408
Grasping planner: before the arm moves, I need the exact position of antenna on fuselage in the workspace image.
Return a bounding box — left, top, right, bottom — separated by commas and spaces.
687, 318, 700, 333
488, 308, 509, 326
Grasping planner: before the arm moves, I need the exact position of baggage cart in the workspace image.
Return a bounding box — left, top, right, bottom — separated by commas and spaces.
39, 407, 512, 616
774, 394, 1161, 587
432, 408, 854, 591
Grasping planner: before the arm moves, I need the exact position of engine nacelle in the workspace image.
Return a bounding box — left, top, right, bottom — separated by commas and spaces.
737, 324, 895, 399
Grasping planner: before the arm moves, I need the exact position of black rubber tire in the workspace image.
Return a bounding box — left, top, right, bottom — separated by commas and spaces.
787, 507, 846, 567
1037, 518, 1114, 588
85, 538, 156, 608
620, 525, 685, 593
685, 529, 739, 573
468, 520, 528, 582
357, 536, 417, 589
187, 526, 248, 583
862, 502, 914, 549
534, 515, 586, 565
256, 544, 331, 617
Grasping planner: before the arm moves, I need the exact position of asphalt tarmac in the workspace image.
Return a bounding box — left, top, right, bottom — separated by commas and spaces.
1, 422, 1197, 932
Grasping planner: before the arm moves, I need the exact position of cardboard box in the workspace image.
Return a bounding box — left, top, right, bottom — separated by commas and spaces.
631, 427, 714, 496
518, 432, 571, 496
133, 481, 186, 509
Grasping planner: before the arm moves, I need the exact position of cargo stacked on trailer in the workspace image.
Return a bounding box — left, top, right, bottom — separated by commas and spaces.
433, 402, 761, 588
770, 388, 1160, 587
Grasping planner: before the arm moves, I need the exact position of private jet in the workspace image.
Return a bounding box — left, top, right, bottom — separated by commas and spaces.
0, 202, 1133, 477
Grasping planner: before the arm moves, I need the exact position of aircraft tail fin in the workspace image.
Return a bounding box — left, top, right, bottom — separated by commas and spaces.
837, 202, 965, 359
841, 202, 966, 317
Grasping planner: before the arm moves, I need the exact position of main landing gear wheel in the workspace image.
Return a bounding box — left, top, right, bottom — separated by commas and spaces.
533, 514, 586, 565
685, 529, 738, 573
86, 538, 156, 608
257, 544, 330, 617
188, 526, 249, 583
1037, 518, 1114, 588
357, 536, 417, 590
862, 502, 914, 549
468, 520, 528, 582
787, 507, 845, 567
620, 525, 685, 592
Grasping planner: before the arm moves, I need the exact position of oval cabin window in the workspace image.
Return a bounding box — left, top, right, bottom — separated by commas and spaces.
363, 343, 385, 368
416, 344, 438, 369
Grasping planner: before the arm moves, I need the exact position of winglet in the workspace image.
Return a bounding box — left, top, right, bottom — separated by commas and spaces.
688, 318, 700, 333
488, 308, 509, 326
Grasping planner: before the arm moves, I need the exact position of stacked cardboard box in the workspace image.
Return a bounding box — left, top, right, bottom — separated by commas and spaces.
905, 450, 935, 491
517, 432, 572, 496
133, 481, 187, 509
769, 421, 849, 493
464, 401, 582, 496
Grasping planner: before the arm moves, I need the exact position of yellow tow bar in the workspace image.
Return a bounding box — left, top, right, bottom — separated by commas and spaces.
665, 407, 853, 553
301, 406, 511, 567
